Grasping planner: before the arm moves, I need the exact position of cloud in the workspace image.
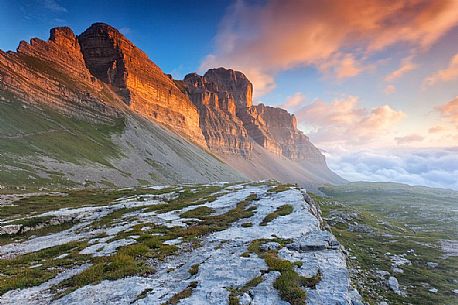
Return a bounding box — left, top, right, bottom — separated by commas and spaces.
424, 53, 458, 86
395, 134, 424, 144
437, 96, 458, 125
119, 27, 131, 35
280, 92, 305, 111
385, 56, 417, 81
384, 84, 396, 95
202, 0, 458, 96
428, 125, 447, 133
43, 0, 67, 12
295, 96, 405, 147
317, 53, 364, 79
327, 148, 458, 190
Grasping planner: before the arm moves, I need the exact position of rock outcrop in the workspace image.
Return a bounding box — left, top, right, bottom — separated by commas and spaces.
78, 23, 205, 145
0, 26, 122, 120
181, 67, 327, 164
180, 72, 252, 154
253, 103, 326, 163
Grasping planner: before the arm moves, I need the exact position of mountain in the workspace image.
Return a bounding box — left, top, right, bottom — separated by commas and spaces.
179, 68, 344, 186
0, 23, 343, 189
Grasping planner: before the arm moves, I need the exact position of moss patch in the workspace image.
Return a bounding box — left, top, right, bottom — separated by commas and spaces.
260, 204, 294, 226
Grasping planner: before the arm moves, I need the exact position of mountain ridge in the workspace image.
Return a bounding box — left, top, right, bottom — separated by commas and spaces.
0, 22, 344, 189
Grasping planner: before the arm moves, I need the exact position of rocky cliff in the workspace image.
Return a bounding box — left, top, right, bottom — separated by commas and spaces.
0, 26, 122, 121
180, 68, 328, 163
78, 23, 205, 145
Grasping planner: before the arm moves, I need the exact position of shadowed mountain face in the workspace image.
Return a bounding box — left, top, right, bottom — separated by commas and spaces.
0, 22, 343, 189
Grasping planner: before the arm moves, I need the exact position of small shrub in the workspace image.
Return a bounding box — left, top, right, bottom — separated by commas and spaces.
188, 264, 199, 276
241, 222, 253, 228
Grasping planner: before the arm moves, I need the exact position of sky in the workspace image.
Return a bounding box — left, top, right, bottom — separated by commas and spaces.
1, 0, 457, 190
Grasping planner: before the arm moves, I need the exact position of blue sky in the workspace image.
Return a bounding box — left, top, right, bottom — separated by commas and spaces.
0, 0, 230, 76
1, 0, 457, 189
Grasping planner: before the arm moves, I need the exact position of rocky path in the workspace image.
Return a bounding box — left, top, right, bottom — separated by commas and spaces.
0, 183, 362, 305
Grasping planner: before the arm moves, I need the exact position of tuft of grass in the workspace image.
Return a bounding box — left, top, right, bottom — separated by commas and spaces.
188, 264, 199, 276
241, 222, 253, 228
228, 275, 263, 305
245, 239, 322, 305
267, 184, 293, 193
260, 204, 294, 226
180, 206, 215, 219
162, 281, 198, 305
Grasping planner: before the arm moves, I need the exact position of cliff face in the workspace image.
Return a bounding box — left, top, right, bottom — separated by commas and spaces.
0, 27, 121, 120
181, 68, 326, 164
78, 23, 205, 145
180, 72, 252, 155
253, 103, 326, 164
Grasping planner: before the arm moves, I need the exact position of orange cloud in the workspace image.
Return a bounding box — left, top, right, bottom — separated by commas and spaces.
295, 96, 405, 146
384, 85, 396, 95
428, 125, 447, 134
280, 92, 305, 111
437, 97, 458, 125
395, 134, 424, 144
424, 53, 458, 87
385, 56, 417, 81
202, 0, 458, 96
318, 53, 364, 79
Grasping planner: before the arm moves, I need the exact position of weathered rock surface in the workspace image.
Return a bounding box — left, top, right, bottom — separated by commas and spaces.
0, 183, 363, 305
78, 23, 205, 145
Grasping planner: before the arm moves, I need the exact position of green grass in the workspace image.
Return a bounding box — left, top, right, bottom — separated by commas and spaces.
169, 193, 258, 240
228, 275, 263, 305
267, 184, 293, 193
180, 206, 215, 219
0, 187, 174, 220
0, 241, 89, 295
162, 281, 198, 305
245, 239, 320, 305
260, 204, 294, 226
56, 238, 178, 296
0, 95, 125, 189
314, 183, 458, 305
144, 185, 223, 214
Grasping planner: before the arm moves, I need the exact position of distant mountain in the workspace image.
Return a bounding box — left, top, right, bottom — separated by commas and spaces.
0, 23, 344, 189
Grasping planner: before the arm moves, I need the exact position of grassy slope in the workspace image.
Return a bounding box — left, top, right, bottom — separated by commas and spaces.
0, 93, 125, 189
315, 182, 458, 305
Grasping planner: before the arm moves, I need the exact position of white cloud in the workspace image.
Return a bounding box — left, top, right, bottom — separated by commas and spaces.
327, 148, 458, 190
43, 0, 67, 13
